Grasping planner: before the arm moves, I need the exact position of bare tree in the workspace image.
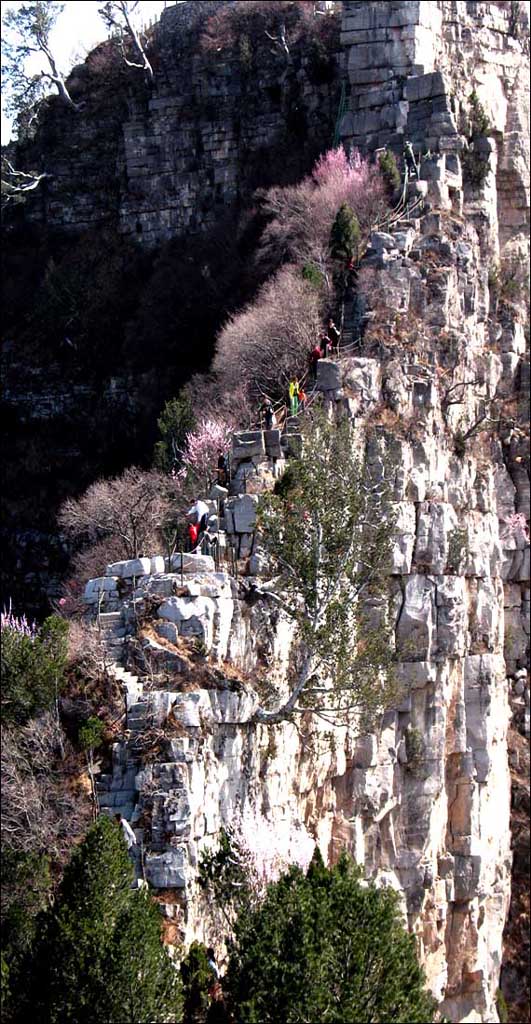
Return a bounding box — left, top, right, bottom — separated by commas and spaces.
2, 1, 79, 135
213, 265, 324, 405
1, 714, 91, 860
58, 468, 173, 561
1, 157, 48, 207
98, 1, 154, 77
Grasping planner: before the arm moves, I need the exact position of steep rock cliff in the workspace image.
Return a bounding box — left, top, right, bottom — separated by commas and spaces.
4, 3, 530, 1022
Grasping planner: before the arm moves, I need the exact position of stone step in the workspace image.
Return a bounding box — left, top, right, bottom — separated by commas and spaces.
98, 612, 124, 625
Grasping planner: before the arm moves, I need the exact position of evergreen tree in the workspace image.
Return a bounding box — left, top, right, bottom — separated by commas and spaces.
180, 942, 215, 1024
17, 816, 182, 1024
1, 614, 69, 725
378, 149, 401, 197
255, 410, 397, 724
105, 890, 183, 1023
154, 393, 196, 473
329, 202, 360, 263
225, 851, 437, 1024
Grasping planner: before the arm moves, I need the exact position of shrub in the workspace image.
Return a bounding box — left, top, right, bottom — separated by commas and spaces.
225, 850, 437, 1023
154, 392, 196, 474
58, 467, 175, 561
213, 264, 323, 404
329, 202, 360, 262
1, 612, 69, 725
378, 148, 401, 197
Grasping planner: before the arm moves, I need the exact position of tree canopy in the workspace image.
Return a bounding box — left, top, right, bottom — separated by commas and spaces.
254, 410, 398, 724
225, 850, 437, 1024
15, 815, 182, 1024
0, 613, 69, 725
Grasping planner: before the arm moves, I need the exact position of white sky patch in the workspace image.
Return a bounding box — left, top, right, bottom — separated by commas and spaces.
1, 1, 172, 141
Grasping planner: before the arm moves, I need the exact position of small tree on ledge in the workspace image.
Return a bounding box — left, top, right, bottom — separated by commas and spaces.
253, 410, 398, 725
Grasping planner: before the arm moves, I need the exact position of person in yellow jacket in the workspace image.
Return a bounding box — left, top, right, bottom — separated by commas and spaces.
289, 378, 299, 417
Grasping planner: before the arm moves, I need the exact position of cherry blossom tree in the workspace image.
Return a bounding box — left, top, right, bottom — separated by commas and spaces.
257, 147, 387, 286
176, 417, 233, 493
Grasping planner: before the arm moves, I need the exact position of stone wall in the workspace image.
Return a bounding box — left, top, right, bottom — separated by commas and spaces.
15, 2, 341, 247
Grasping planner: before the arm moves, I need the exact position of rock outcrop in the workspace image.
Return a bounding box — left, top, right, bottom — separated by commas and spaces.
7, 2, 530, 1022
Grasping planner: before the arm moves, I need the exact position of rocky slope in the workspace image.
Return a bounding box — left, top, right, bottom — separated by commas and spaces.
5, 3, 530, 1022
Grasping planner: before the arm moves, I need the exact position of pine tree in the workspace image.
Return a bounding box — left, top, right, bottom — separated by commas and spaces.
329, 202, 360, 263
225, 850, 437, 1024
105, 890, 183, 1023
17, 816, 182, 1024
154, 393, 196, 474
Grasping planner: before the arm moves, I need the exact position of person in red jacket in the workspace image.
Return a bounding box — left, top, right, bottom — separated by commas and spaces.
188, 522, 199, 551
309, 343, 322, 380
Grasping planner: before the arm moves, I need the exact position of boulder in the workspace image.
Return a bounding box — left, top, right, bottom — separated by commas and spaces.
150, 555, 166, 575
145, 848, 187, 888
84, 577, 119, 603
230, 494, 259, 533
106, 557, 151, 579
170, 553, 215, 573
232, 431, 266, 460
316, 359, 341, 392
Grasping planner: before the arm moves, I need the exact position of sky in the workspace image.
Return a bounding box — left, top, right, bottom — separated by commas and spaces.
1, 1, 174, 141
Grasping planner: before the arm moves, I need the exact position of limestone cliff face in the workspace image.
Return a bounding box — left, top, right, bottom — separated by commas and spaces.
7, 2, 528, 1021
81, 6, 530, 1024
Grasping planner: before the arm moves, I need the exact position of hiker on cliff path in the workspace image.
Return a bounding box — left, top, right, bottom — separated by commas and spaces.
187, 498, 210, 534
320, 333, 333, 358
217, 449, 229, 487
115, 813, 137, 853
327, 318, 341, 355
297, 385, 307, 413
309, 343, 322, 380
289, 379, 299, 416
260, 398, 275, 431
188, 521, 199, 550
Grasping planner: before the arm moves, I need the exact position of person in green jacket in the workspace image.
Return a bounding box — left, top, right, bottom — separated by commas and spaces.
289, 379, 299, 416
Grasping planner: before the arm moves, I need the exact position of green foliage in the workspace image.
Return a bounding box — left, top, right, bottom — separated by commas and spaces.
181, 942, 217, 1024
329, 202, 360, 263
198, 828, 253, 926
16, 816, 182, 1024
154, 393, 196, 474
446, 526, 468, 574
301, 262, 325, 289
257, 410, 397, 723
378, 149, 401, 196
453, 429, 467, 458
462, 91, 492, 189
496, 987, 509, 1024
78, 716, 105, 753
467, 91, 491, 139
404, 726, 424, 772
1, 850, 51, 1019
1, 2, 62, 139
225, 850, 437, 1023
0, 615, 69, 725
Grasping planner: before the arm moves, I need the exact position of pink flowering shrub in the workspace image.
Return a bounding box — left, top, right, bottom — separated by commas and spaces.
175, 417, 233, 492
257, 146, 387, 286
235, 807, 316, 889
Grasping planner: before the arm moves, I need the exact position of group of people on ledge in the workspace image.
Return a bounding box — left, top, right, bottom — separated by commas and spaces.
310, 317, 341, 379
